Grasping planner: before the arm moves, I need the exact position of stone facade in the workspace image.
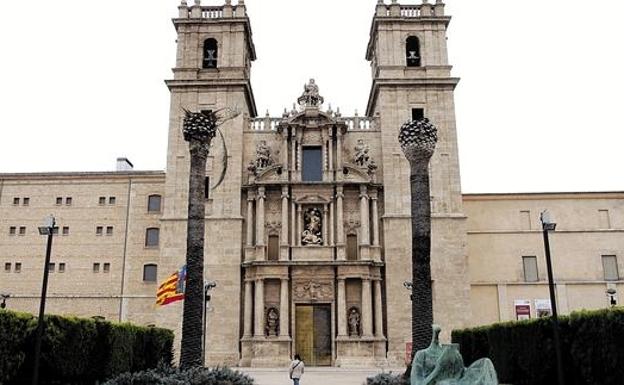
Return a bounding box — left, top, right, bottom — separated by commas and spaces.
1, 0, 623, 369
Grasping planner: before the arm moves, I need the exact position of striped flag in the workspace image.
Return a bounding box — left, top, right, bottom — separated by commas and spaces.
156, 265, 186, 306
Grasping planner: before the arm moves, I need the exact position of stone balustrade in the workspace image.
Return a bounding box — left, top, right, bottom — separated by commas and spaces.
247, 115, 379, 131
376, 0, 445, 17
177, 0, 247, 19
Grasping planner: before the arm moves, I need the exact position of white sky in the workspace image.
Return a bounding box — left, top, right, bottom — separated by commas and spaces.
0, 1, 623, 193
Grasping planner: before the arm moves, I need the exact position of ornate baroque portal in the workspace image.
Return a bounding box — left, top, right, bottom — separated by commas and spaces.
240, 80, 386, 367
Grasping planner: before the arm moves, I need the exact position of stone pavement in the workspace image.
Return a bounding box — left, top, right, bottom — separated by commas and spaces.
240, 367, 405, 385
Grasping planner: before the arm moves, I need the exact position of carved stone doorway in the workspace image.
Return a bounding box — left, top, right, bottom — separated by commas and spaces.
295, 305, 332, 366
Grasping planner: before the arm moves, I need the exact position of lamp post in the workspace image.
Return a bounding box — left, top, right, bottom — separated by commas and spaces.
0, 293, 10, 309
32, 215, 57, 385
540, 210, 564, 385
201, 281, 217, 365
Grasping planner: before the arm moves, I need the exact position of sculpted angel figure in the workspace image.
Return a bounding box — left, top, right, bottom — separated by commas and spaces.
354, 139, 370, 167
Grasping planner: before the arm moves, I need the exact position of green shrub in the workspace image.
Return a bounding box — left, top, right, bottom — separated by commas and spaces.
0, 310, 173, 385
366, 372, 407, 385
452, 307, 624, 385
103, 366, 255, 385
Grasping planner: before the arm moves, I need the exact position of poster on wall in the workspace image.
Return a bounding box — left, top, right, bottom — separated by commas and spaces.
535, 299, 553, 318
514, 299, 531, 320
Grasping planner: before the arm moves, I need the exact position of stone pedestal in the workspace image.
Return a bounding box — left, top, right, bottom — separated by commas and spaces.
335, 337, 387, 367
241, 336, 292, 367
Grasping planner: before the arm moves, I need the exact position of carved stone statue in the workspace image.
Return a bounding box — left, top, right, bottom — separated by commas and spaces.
354, 139, 370, 167
297, 78, 324, 108
301, 208, 323, 245
266, 307, 279, 336
411, 325, 499, 385
348, 307, 361, 337
255, 140, 271, 169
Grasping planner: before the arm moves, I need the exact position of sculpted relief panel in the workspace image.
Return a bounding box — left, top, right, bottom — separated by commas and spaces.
293, 280, 334, 301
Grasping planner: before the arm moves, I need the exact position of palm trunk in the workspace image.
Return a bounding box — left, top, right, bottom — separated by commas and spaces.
180, 139, 208, 369
409, 160, 433, 357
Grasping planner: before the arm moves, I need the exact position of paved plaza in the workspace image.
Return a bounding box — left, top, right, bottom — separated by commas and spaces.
240, 367, 405, 385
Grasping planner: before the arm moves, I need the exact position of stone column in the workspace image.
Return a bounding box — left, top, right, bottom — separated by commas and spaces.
336, 129, 343, 170
282, 129, 289, 169
323, 205, 329, 246
371, 190, 380, 247
328, 132, 334, 178
254, 279, 265, 337
297, 205, 303, 246
244, 280, 253, 337
359, 186, 370, 246
256, 187, 266, 247
281, 186, 289, 247
374, 280, 384, 337
337, 278, 347, 336
336, 187, 345, 260
291, 136, 297, 174
329, 201, 335, 246
246, 192, 255, 247
361, 278, 373, 337
291, 201, 296, 246
279, 278, 289, 337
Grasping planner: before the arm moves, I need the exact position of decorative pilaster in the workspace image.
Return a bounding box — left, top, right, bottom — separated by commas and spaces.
362, 278, 373, 337
337, 278, 347, 336
246, 192, 255, 247
371, 189, 380, 247
336, 187, 345, 260
254, 279, 265, 337
279, 278, 289, 337
244, 280, 253, 337
336, 129, 343, 172
297, 205, 303, 246
329, 201, 335, 246
359, 186, 370, 246
291, 201, 296, 245
281, 186, 289, 247
323, 205, 329, 246
374, 280, 384, 338
256, 187, 266, 248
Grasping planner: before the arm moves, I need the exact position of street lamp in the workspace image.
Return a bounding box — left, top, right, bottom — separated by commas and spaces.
32, 215, 57, 385
202, 281, 217, 366
0, 293, 10, 309
403, 281, 413, 301
540, 210, 564, 385
607, 288, 618, 307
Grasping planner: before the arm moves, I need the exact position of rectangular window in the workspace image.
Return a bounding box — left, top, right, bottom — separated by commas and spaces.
411, 108, 424, 121
148, 195, 162, 212
65, 197, 72, 205
109, 197, 116, 205
103, 263, 110, 273
23, 197, 30, 206
48, 263, 55, 273
204, 177, 210, 199
56, 197, 63, 205
93, 263, 100, 273
96, 226, 103, 236
15, 263, 21, 273
59, 263, 66, 273
62, 226, 69, 236
13, 197, 19, 205
347, 234, 359, 261
268, 235, 280, 261
106, 226, 114, 236
523, 256, 539, 282
143, 264, 158, 282
145, 228, 160, 247
520, 210, 531, 230
599, 210, 611, 229
4, 263, 10, 272
9, 226, 16, 235
99, 197, 106, 205
302, 146, 323, 182
602, 255, 619, 281
18, 226, 26, 236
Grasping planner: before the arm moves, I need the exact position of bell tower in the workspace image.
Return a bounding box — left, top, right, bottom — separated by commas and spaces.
365, 0, 471, 365
159, 0, 256, 366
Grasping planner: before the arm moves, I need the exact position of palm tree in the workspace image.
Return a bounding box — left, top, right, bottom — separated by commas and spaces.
398, 118, 438, 367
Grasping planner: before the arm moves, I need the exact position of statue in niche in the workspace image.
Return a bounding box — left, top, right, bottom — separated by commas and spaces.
354, 139, 370, 167
301, 207, 323, 245
348, 307, 361, 337
411, 325, 499, 385
266, 307, 279, 336
247, 160, 257, 176
297, 78, 324, 107
255, 140, 272, 169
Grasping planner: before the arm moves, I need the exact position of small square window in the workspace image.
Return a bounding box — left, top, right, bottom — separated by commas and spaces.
13, 197, 20, 205
15, 263, 21, 273
93, 263, 100, 273
48, 263, 55, 272
148, 195, 162, 213
62, 226, 69, 236
18, 226, 26, 236
411, 108, 424, 121
99, 197, 106, 205
59, 263, 66, 273
106, 226, 114, 236
4, 263, 11, 272
23, 197, 30, 206
145, 228, 160, 247
56, 197, 63, 205
65, 197, 72, 205
96, 226, 103, 236
9, 226, 16, 235
103, 263, 111, 273
109, 197, 116, 205
143, 264, 158, 282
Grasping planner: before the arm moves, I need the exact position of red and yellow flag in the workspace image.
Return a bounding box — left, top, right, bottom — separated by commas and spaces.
156, 265, 186, 306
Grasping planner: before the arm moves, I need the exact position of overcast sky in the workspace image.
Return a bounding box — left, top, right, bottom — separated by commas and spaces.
0, 1, 622, 193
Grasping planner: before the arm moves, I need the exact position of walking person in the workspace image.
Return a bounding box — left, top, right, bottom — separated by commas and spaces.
288, 354, 305, 385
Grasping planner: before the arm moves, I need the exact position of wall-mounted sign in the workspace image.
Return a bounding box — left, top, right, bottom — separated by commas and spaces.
514, 299, 531, 320
405, 342, 413, 364
535, 299, 553, 318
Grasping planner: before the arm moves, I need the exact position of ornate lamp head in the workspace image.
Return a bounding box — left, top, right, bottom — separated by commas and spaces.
398, 118, 438, 163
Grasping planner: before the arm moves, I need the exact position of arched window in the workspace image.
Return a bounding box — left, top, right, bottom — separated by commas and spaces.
145, 228, 160, 247
203, 38, 218, 69
147, 195, 162, 212
143, 264, 158, 282
406, 36, 421, 67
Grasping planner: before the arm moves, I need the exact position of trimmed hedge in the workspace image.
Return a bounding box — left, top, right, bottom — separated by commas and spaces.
103, 366, 254, 385
0, 310, 173, 385
451, 307, 624, 385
